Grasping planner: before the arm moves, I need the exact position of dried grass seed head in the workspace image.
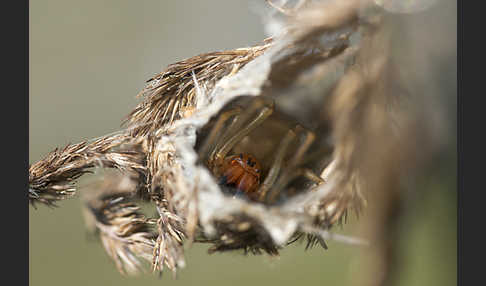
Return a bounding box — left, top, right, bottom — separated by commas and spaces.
29, 134, 147, 207
146, 0, 376, 257
29, 0, 444, 278
83, 174, 156, 276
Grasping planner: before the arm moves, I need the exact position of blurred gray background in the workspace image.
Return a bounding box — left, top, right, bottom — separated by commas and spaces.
29, 1, 456, 286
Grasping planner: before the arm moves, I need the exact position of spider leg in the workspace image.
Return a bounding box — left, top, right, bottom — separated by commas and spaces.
301, 169, 325, 185
288, 127, 316, 168
206, 97, 273, 171
258, 129, 297, 201
266, 168, 325, 203
298, 145, 334, 167
264, 127, 328, 203
213, 98, 274, 164
270, 127, 316, 190
198, 107, 242, 165
218, 97, 274, 146
208, 111, 246, 170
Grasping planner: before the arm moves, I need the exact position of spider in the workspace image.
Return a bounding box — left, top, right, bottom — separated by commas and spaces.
197, 96, 329, 203
218, 153, 262, 200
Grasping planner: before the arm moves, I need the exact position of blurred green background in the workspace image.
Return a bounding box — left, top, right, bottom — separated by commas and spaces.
29, 1, 456, 285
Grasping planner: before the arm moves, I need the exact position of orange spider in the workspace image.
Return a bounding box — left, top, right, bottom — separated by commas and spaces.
197, 97, 325, 203
219, 153, 262, 197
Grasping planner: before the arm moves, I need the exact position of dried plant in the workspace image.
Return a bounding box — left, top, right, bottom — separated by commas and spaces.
83, 174, 156, 276
124, 40, 273, 138
29, 134, 146, 207
30, 0, 447, 284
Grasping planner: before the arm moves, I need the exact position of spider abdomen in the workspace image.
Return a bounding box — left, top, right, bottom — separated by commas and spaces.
220, 153, 261, 195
